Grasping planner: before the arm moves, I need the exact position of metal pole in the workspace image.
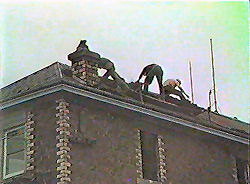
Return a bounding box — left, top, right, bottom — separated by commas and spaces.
208, 89, 212, 111
189, 61, 194, 103
208, 89, 212, 124
210, 39, 218, 113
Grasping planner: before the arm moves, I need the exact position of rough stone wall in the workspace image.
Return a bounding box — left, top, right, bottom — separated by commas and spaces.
162, 129, 239, 184
30, 95, 58, 183
65, 97, 242, 184
71, 59, 99, 87
55, 99, 72, 184
0, 93, 248, 184
25, 112, 36, 175
69, 103, 138, 184
36, 95, 246, 184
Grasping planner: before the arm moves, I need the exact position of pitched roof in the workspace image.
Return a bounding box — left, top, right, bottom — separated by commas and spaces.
0, 62, 249, 141
0, 62, 69, 103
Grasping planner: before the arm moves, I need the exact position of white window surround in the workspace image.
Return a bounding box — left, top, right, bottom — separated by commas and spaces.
3, 125, 26, 179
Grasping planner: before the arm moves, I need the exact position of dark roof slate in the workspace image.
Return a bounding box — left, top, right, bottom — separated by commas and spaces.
0, 62, 69, 103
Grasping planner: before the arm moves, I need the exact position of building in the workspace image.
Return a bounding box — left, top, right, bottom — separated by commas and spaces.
0, 46, 249, 184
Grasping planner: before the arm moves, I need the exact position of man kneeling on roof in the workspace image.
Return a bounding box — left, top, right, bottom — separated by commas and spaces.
136, 64, 164, 95
98, 57, 129, 92
163, 79, 189, 100
98, 57, 118, 80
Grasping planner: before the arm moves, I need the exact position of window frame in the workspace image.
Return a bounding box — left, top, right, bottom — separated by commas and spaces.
3, 125, 26, 179
236, 158, 250, 184
140, 131, 159, 182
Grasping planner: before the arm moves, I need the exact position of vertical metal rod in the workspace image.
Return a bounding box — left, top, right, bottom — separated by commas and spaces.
208, 89, 212, 124
189, 61, 194, 103
210, 39, 218, 113
208, 89, 212, 111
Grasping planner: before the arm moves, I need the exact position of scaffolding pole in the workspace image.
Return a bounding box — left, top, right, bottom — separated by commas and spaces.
210, 39, 218, 113
189, 61, 194, 104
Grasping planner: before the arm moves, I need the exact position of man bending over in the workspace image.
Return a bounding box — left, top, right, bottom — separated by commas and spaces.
136, 64, 164, 95
163, 79, 189, 100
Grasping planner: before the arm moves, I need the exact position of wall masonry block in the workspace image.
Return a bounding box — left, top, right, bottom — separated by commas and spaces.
136, 129, 143, 179
57, 173, 69, 179
70, 55, 100, 87
56, 142, 68, 147
56, 99, 72, 184
26, 120, 35, 126
59, 115, 70, 121
57, 181, 68, 184
57, 166, 68, 171
59, 123, 70, 128
26, 150, 35, 155
158, 135, 167, 183
26, 128, 35, 132
25, 111, 36, 177
60, 177, 71, 182
60, 170, 72, 175
57, 158, 68, 164
59, 138, 70, 143
57, 119, 67, 124
59, 146, 71, 152
26, 166, 35, 171
57, 150, 68, 156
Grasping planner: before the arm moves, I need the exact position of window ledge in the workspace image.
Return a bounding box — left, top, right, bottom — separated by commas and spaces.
137, 178, 162, 184
3, 170, 24, 180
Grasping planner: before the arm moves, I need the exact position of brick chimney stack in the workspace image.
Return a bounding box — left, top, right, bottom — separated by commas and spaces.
68, 41, 100, 87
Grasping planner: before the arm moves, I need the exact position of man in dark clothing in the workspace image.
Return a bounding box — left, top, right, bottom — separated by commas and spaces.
98, 57, 116, 79
98, 57, 129, 92
136, 64, 164, 95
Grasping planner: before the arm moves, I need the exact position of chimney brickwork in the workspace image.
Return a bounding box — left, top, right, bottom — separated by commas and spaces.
68, 48, 101, 87
71, 59, 99, 87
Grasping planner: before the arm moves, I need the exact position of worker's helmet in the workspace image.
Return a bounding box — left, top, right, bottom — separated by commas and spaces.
176, 79, 181, 85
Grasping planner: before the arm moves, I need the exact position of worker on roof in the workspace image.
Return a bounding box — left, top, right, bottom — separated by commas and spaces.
74, 40, 116, 80
163, 79, 189, 100
136, 64, 164, 95
98, 57, 116, 79
98, 57, 129, 92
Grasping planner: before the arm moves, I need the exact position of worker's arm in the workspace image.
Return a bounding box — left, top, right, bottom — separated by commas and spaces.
137, 64, 156, 82
178, 86, 189, 98
137, 68, 147, 82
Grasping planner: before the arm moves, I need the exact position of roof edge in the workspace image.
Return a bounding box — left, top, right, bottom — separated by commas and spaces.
0, 83, 248, 145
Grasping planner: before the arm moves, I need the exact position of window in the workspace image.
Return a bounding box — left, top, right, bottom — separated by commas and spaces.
3, 126, 25, 179
141, 131, 158, 181
236, 158, 249, 184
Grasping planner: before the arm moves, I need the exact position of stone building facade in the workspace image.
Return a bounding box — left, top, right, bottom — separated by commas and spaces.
0, 49, 249, 184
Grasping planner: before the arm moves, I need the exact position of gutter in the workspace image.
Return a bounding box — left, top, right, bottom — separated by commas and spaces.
0, 84, 249, 145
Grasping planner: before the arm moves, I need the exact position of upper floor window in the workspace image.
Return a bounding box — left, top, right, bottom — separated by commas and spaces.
3, 126, 25, 179
236, 158, 250, 184
141, 131, 158, 181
